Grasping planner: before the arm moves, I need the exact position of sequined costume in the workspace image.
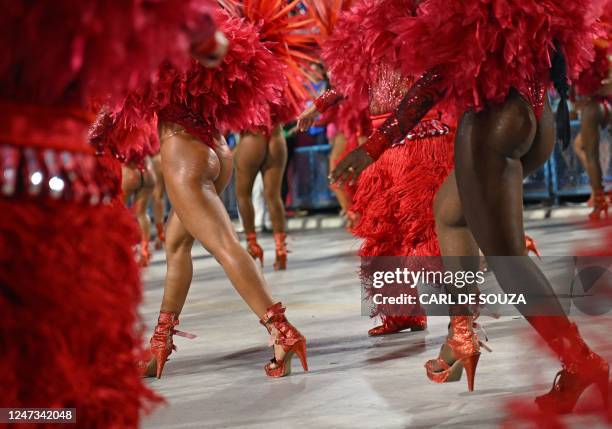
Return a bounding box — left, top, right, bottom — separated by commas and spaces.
353, 0, 610, 424
99, 8, 287, 158
318, 0, 455, 331
0, 1, 216, 427
361, 0, 604, 159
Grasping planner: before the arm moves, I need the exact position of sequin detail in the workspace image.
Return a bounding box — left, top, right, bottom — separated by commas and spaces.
363, 68, 446, 160
314, 89, 344, 112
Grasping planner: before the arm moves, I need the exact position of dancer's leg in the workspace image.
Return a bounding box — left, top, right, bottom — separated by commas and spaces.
134, 158, 156, 248
454, 91, 567, 324
151, 153, 167, 247
159, 211, 195, 315
160, 127, 274, 317
329, 132, 352, 213
234, 132, 267, 235
575, 99, 604, 192
152, 154, 166, 223
261, 126, 287, 234
159, 134, 234, 315
434, 172, 479, 259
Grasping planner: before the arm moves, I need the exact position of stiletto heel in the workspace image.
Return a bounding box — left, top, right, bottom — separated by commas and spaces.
260, 302, 308, 378
273, 232, 288, 271
589, 190, 609, 221
294, 340, 309, 371
425, 315, 485, 391
463, 353, 481, 392
246, 232, 264, 267
142, 311, 195, 379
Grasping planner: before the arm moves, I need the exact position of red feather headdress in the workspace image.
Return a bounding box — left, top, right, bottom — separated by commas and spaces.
218, 0, 320, 114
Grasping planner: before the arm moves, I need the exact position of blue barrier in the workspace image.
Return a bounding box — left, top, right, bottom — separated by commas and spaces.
219, 121, 612, 214
523, 120, 612, 200
288, 145, 337, 210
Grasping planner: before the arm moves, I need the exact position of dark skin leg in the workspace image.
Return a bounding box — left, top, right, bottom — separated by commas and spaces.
432, 92, 569, 369
573, 99, 605, 193
457, 92, 569, 326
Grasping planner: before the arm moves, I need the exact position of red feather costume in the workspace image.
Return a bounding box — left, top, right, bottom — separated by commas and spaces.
0, 1, 216, 427
219, 0, 320, 125
352, 0, 609, 423
317, 0, 455, 332
360, 0, 605, 163
97, 8, 288, 166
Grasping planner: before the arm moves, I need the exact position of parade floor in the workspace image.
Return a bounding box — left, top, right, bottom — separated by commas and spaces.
140, 214, 612, 429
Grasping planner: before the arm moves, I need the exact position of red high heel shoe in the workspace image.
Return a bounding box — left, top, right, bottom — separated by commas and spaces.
532, 319, 609, 414
260, 302, 308, 377
142, 311, 195, 378
368, 314, 427, 336
589, 189, 609, 221
155, 222, 165, 250
273, 232, 288, 271
139, 239, 151, 267
425, 316, 486, 392
525, 234, 541, 258
246, 232, 264, 267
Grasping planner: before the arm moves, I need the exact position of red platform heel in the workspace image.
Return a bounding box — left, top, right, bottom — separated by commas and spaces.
532, 319, 609, 414
142, 311, 195, 379
368, 314, 427, 336
155, 222, 165, 250
589, 190, 609, 221
525, 234, 541, 258
273, 232, 288, 271
246, 232, 264, 267
260, 302, 308, 378
425, 315, 488, 392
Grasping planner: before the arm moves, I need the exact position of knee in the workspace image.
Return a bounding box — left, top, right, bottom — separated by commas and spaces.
236, 188, 253, 206
434, 191, 465, 229
573, 133, 585, 153
208, 238, 242, 267
263, 187, 281, 206
166, 234, 194, 258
